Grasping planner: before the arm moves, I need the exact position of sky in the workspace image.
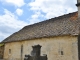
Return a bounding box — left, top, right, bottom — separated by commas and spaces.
0, 0, 77, 42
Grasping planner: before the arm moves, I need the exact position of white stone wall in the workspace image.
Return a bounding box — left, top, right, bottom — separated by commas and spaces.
4, 36, 78, 60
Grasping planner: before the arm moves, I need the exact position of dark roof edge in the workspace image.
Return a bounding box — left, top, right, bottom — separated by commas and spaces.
1, 34, 78, 43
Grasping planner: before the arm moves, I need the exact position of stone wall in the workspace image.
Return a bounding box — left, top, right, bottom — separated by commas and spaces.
3, 35, 78, 60
0, 45, 4, 59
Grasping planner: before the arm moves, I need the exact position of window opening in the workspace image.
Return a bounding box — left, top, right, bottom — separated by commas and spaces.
9, 49, 11, 54
61, 51, 63, 55
21, 45, 23, 60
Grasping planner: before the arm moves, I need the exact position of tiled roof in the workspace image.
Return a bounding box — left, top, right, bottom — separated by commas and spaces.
2, 12, 80, 43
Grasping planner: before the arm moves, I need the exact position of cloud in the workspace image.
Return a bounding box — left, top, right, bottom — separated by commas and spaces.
0, 9, 27, 28
27, 11, 45, 24
29, 0, 77, 19
0, 0, 25, 7
0, 0, 78, 41
0, 9, 27, 41
16, 8, 23, 16
0, 32, 9, 41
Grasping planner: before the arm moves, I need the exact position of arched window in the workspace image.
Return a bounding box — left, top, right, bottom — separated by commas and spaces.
9, 49, 11, 54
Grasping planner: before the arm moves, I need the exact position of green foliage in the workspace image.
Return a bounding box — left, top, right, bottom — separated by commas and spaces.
0, 43, 4, 47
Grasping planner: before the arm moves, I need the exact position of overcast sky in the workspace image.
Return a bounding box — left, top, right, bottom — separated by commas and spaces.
0, 0, 77, 42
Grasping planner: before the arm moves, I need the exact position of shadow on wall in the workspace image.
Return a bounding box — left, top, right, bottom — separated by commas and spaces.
0, 43, 4, 59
